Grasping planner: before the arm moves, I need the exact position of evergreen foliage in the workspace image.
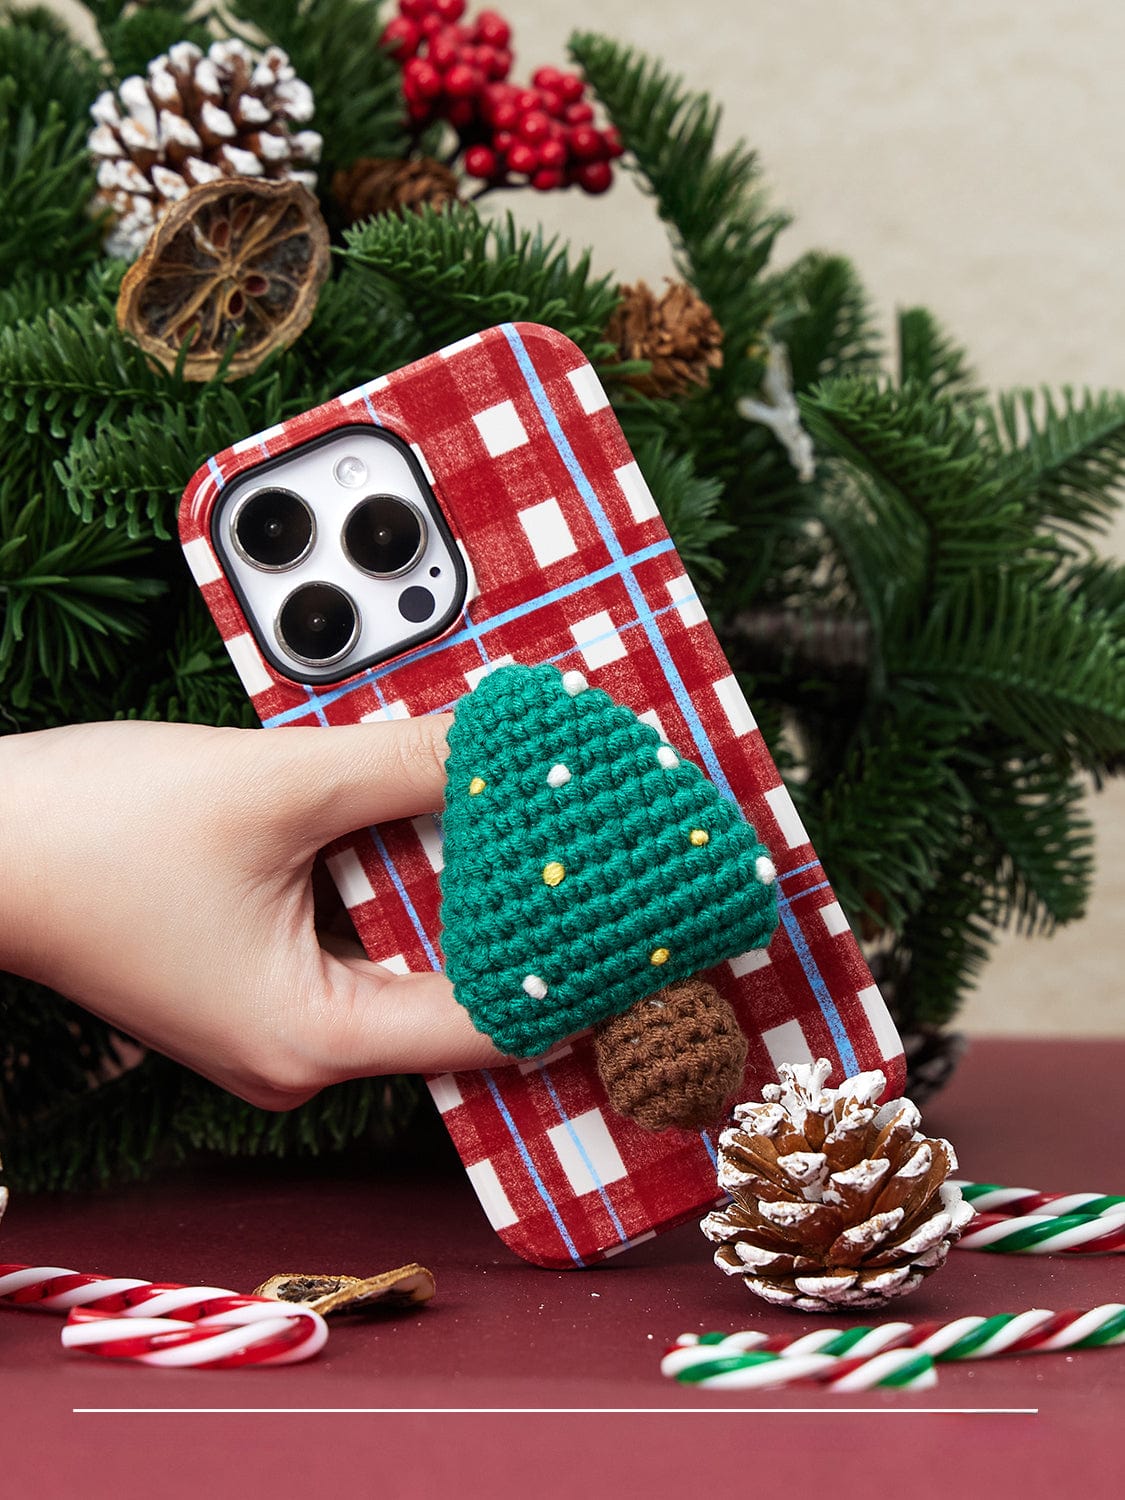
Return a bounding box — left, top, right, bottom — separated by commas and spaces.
2, 3, 1123, 1190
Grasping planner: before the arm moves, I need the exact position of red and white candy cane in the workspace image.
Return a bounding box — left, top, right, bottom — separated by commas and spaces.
952, 1179, 1125, 1220
661, 1343, 937, 1392
955, 1210, 1125, 1255
673, 1304, 1125, 1364
0, 1264, 327, 1369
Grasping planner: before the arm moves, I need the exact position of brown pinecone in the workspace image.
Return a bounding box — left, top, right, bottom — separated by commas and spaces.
605, 280, 723, 399
88, 38, 322, 260
701, 1059, 974, 1310
594, 978, 748, 1132
332, 156, 461, 224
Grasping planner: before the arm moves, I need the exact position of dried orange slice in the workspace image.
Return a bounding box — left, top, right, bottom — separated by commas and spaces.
117, 176, 330, 381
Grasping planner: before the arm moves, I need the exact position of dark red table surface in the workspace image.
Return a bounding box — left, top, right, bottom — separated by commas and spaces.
2, 1038, 1122, 1498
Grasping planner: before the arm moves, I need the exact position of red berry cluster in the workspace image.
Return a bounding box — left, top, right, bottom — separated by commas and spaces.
380, 0, 622, 195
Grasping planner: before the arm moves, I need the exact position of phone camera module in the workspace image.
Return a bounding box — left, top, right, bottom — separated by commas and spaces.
343, 495, 426, 577
233, 488, 315, 571
276, 582, 359, 667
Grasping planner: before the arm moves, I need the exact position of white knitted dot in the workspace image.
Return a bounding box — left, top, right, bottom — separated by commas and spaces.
561, 670, 588, 696
755, 855, 777, 886
657, 745, 679, 769
546, 763, 571, 788
522, 975, 548, 1000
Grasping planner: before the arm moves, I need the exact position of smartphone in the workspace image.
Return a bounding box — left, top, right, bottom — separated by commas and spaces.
180, 322, 905, 1269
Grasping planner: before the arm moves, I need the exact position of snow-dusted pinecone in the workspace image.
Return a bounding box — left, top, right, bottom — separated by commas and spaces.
701, 1059, 974, 1311
88, 38, 322, 259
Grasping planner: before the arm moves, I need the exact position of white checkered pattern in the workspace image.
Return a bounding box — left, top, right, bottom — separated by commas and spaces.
182, 536, 222, 586
232, 423, 285, 454
614, 461, 659, 521
411, 815, 444, 872
428, 1074, 463, 1113
473, 400, 530, 456
569, 611, 627, 669
439, 333, 483, 358
858, 984, 903, 1061
729, 947, 772, 977
326, 847, 376, 909
361, 698, 410, 723
224, 632, 274, 696
665, 573, 706, 627
567, 363, 610, 414
548, 1109, 629, 1196
338, 375, 389, 403
820, 901, 851, 936
713, 674, 757, 736
464, 654, 515, 690
762, 1018, 816, 1070
637, 708, 668, 740
764, 783, 810, 849
519, 497, 577, 567
465, 1158, 519, 1230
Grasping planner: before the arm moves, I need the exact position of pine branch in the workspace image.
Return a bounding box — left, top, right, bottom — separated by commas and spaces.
60, 380, 286, 539
570, 31, 789, 359
284, 265, 429, 408
897, 306, 983, 404
0, 92, 103, 281
1, 450, 165, 710
229, 0, 409, 182
773, 252, 882, 389
988, 387, 1125, 542
0, 1051, 183, 1192
893, 570, 1125, 764
628, 434, 731, 581
342, 204, 621, 358
172, 1072, 421, 1159
0, 301, 171, 442
891, 838, 998, 1028
100, 3, 212, 83
721, 605, 872, 684
807, 703, 973, 929
968, 754, 1094, 933
0, 7, 105, 126
802, 376, 1036, 610
132, 589, 256, 728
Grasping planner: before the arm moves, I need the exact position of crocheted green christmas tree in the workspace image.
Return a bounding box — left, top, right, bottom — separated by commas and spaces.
440, 663, 779, 1057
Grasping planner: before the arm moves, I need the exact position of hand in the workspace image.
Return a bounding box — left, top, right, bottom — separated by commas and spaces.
0, 717, 506, 1108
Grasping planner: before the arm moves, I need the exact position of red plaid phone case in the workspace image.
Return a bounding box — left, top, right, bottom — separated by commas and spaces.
180, 322, 904, 1269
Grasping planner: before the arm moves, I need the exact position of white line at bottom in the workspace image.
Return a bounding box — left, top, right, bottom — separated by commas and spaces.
74, 1407, 1040, 1416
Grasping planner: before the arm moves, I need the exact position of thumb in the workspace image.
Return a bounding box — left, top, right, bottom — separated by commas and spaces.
250, 713, 454, 851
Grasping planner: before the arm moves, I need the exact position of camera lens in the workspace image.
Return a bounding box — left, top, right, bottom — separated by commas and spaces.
233, 488, 314, 570
343, 495, 426, 577
276, 582, 359, 667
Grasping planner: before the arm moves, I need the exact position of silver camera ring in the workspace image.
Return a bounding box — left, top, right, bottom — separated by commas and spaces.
230, 486, 317, 573
274, 582, 361, 669
341, 494, 428, 579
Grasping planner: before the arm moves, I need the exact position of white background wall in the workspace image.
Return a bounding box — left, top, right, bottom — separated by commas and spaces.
45, 0, 1125, 1032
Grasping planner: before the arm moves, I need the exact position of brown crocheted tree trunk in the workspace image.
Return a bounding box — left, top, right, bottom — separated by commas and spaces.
593, 978, 748, 1132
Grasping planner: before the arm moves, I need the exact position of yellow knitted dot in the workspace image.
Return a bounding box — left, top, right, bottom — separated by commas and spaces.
543, 861, 566, 887
689, 829, 709, 847
469, 776, 486, 796
650, 947, 670, 966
